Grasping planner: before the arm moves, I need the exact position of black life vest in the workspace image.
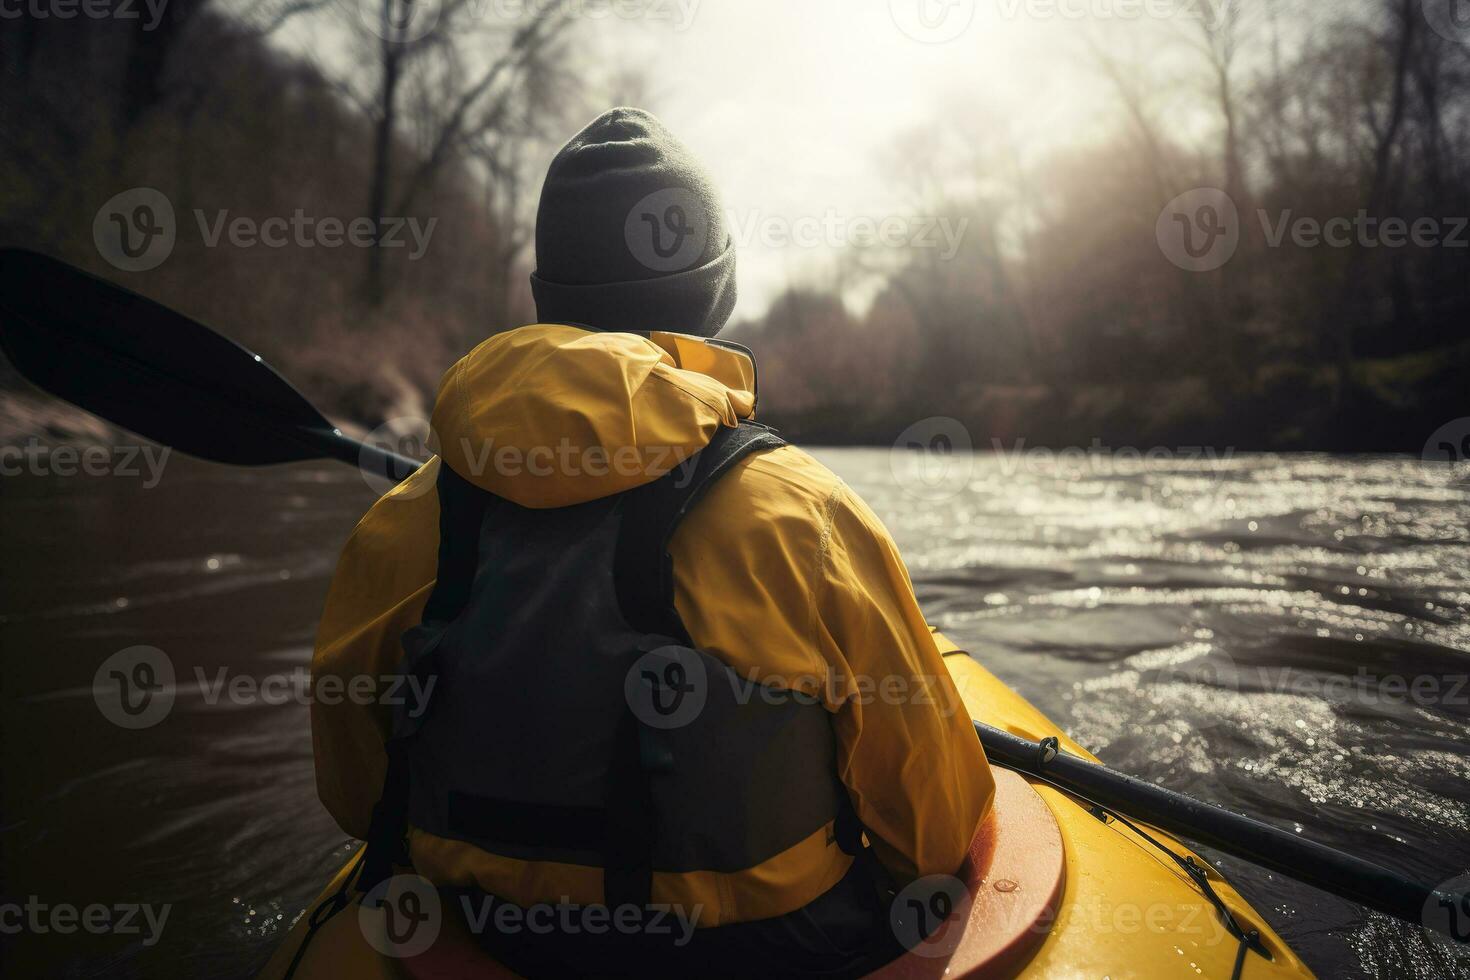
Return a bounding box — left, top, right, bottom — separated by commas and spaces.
360, 421, 856, 908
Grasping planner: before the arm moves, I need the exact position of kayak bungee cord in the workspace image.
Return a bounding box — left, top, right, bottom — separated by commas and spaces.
281, 850, 364, 980
973, 721, 1469, 946
983, 733, 1269, 978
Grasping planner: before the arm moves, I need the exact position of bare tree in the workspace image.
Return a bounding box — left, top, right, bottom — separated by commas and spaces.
1181, 0, 1253, 205
1321, 0, 1417, 406
352, 0, 573, 306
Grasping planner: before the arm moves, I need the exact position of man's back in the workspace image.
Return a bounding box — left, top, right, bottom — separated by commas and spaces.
313, 325, 990, 926
312, 105, 991, 975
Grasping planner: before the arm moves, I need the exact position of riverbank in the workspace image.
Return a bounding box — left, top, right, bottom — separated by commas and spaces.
766, 340, 1470, 455
4, 334, 1465, 457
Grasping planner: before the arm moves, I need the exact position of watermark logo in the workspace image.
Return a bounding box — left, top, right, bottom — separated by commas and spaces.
993, 0, 1230, 27
890, 0, 976, 42
0, 439, 171, 485
1422, 418, 1470, 472
92, 646, 176, 730
625, 188, 708, 273
355, 0, 443, 42
625, 646, 707, 729
726, 209, 968, 260
0, 0, 171, 29
991, 438, 1235, 479
1422, 874, 1470, 949
1045, 895, 1230, 943
0, 897, 171, 946
92, 646, 438, 728
1421, 0, 1470, 45
365, 424, 708, 498
360, 874, 442, 957
1138, 644, 1241, 736
94, 188, 176, 272
891, 416, 974, 502
194, 210, 437, 255
1156, 187, 1239, 272
726, 667, 961, 716
94, 189, 438, 271
360, 416, 437, 498
1259, 210, 1467, 250
890, 874, 971, 957
460, 895, 701, 942
352, 0, 700, 37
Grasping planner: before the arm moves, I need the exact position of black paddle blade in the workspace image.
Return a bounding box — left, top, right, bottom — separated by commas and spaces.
0, 248, 336, 466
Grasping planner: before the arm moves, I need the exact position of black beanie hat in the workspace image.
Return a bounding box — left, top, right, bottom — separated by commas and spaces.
530, 107, 737, 337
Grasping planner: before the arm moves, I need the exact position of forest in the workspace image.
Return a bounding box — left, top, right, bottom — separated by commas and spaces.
2, 0, 1466, 452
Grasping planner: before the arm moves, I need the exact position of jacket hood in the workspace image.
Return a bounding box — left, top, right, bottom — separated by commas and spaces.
430, 324, 757, 508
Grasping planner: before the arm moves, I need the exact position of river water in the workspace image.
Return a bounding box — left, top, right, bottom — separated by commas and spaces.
1, 448, 1467, 978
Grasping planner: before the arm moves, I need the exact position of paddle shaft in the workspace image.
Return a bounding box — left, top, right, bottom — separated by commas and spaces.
301, 426, 421, 483
975, 722, 1466, 940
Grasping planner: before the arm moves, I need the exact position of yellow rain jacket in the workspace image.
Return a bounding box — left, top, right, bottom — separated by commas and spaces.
311, 324, 993, 925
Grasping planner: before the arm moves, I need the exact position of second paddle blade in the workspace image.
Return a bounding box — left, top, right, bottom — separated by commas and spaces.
0, 249, 335, 466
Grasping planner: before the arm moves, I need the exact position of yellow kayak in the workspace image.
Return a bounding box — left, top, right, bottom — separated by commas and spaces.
257, 652, 1314, 979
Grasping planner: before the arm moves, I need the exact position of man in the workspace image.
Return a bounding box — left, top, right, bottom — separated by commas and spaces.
311, 107, 992, 977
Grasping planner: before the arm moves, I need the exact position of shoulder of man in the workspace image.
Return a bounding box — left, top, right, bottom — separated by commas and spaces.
668, 442, 886, 683
704, 440, 846, 518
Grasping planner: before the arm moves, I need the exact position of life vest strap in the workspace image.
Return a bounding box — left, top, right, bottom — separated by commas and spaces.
613, 420, 786, 639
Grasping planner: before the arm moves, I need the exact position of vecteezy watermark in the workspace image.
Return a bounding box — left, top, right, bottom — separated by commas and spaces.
991, 438, 1236, 479
358, 875, 703, 956
352, 0, 443, 42
1159, 188, 1468, 272
194, 210, 437, 256
891, 417, 975, 503
625, 646, 709, 729
94, 189, 438, 272
360, 417, 437, 499
1259, 210, 1468, 250
0, 439, 171, 486
624, 654, 965, 729
94, 187, 176, 272
352, 0, 700, 43
1244, 666, 1469, 710
889, 0, 976, 43
92, 646, 436, 729
362, 416, 709, 500
1038, 894, 1232, 943
1156, 187, 1240, 272
1423, 874, 1470, 948
726, 210, 969, 261
1136, 643, 1241, 737
992, 0, 1231, 27
625, 188, 711, 274
483, 0, 699, 27
1423, 418, 1470, 472
460, 894, 702, 945
0, 897, 171, 947
1421, 0, 1470, 46
726, 668, 964, 717
93, 646, 177, 730
0, 0, 169, 29
890, 874, 971, 957
193, 666, 437, 714
360, 875, 442, 958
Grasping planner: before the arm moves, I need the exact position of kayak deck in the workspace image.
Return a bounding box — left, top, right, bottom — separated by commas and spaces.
257, 653, 1314, 979
943, 653, 1311, 978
